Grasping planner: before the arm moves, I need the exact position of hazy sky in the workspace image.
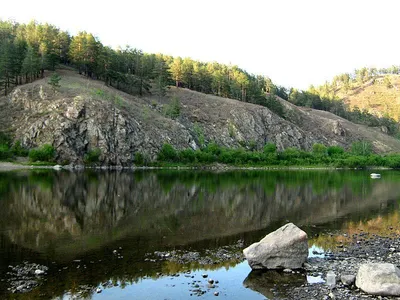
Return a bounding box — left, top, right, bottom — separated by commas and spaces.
1, 0, 399, 90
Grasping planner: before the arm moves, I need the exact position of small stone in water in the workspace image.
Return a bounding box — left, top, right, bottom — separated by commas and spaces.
208, 279, 214, 284
202, 274, 208, 278
34, 269, 45, 275
96, 288, 102, 293
214, 291, 219, 296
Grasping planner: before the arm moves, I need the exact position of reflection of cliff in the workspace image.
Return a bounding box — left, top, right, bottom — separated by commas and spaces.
0, 170, 399, 257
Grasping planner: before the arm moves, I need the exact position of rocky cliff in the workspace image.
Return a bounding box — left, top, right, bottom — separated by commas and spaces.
1, 70, 400, 166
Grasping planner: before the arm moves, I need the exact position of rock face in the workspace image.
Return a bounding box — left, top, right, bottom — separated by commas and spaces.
243, 223, 308, 270
356, 263, 400, 296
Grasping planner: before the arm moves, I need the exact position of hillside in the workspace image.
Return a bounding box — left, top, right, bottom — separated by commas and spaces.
336, 74, 400, 121
2, 70, 400, 166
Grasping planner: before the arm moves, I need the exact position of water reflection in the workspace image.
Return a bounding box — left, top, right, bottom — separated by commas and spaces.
1, 169, 399, 259
0, 169, 399, 298
243, 269, 306, 298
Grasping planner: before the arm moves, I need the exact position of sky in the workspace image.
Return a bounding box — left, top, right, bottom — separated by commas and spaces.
1, 0, 400, 90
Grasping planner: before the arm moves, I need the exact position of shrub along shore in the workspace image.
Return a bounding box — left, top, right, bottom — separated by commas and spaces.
150, 142, 400, 169
2, 132, 400, 169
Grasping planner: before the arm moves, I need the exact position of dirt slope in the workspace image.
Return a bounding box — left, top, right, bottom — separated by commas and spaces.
1, 70, 400, 166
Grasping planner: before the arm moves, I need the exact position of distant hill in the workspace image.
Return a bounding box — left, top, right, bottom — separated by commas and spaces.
336, 74, 400, 121
2, 69, 400, 166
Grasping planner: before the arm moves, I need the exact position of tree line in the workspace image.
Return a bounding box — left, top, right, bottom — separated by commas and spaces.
0, 20, 284, 103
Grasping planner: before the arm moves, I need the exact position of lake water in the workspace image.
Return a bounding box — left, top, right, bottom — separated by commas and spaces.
0, 169, 399, 299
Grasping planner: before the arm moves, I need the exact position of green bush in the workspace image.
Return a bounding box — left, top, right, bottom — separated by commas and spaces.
343, 156, 367, 168
164, 97, 181, 119
153, 139, 400, 169
158, 144, 178, 162
195, 150, 215, 163
179, 149, 196, 163
220, 150, 236, 164
84, 148, 101, 164
204, 142, 222, 156
384, 155, 400, 168
264, 94, 285, 118
312, 143, 327, 156
0, 144, 11, 160
133, 152, 149, 166
263, 143, 277, 154
327, 145, 344, 156
0, 132, 11, 146
280, 147, 301, 160
11, 141, 28, 157
193, 123, 205, 148
351, 141, 372, 156
29, 144, 55, 162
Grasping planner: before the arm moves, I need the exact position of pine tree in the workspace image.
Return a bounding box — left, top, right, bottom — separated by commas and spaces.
169, 57, 183, 88
22, 46, 40, 83
48, 72, 61, 93
153, 58, 170, 99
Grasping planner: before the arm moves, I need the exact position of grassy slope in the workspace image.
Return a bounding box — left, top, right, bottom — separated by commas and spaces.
336, 75, 400, 121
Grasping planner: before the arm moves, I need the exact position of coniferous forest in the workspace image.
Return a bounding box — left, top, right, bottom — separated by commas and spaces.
0, 19, 398, 136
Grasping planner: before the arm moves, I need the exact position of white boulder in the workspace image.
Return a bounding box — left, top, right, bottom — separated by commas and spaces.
356, 263, 400, 296
243, 223, 308, 270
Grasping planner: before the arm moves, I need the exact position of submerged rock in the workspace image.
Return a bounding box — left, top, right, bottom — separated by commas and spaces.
356, 263, 400, 296
243, 223, 308, 270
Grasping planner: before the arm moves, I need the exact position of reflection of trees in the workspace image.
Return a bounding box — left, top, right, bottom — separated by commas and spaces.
0, 170, 399, 258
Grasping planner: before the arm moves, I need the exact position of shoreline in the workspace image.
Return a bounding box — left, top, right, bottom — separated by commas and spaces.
5, 228, 399, 299
282, 231, 400, 300
0, 161, 393, 172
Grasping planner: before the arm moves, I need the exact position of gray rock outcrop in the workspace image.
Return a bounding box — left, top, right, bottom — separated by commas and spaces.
243, 223, 308, 270
356, 263, 400, 296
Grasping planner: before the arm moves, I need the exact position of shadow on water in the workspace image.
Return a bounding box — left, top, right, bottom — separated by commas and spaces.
0, 169, 399, 298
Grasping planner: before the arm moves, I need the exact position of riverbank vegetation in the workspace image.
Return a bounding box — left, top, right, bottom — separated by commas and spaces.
151, 141, 400, 169
2, 131, 400, 169
0, 134, 55, 164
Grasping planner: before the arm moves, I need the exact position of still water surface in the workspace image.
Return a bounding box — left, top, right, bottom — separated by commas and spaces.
0, 169, 399, 299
